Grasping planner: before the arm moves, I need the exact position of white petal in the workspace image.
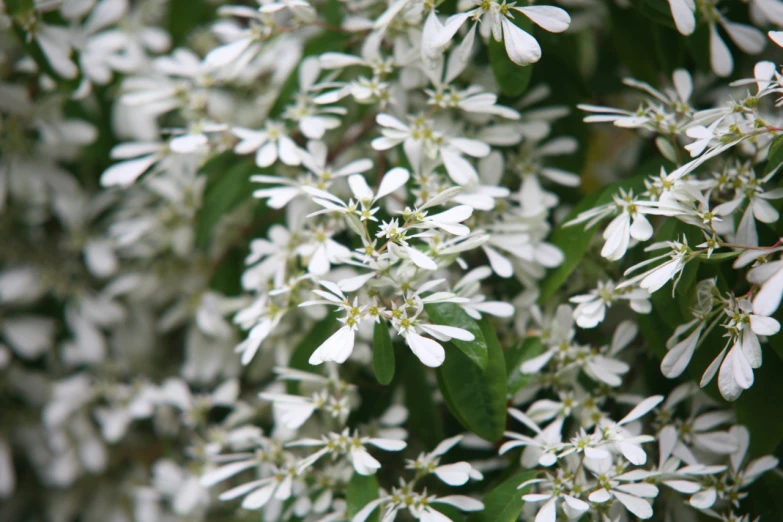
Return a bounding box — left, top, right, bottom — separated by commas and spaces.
613, 491, 653, 519
200, 460, 256, 487
366, 438, 406, 451
405, 246, 438, 270
406, 331, 445, 367
689, 488, 717, 509
619, 395, 664, 425
100, 155, 156, 187
441, 147, 479, 186
241, 482, 277, 509
750, 314, 779, 336
710, 24, 733, 77
434, 462, 471, 486
516, 6, 571, 33
629, 214, 653, 241
483, 245, 513, 278
431, 495, 484, 511
205, 38, 253, 69
376, 167, 409, 200
501, 18, 541, 66
420, 324, 474, 342
667, 0, 696, 35
348, 174, 374, 201
721, 20, 766, 54
309, 326, 355, 365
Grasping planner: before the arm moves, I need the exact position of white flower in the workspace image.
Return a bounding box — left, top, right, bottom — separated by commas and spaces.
586, 458, 659, 520
100, 141, 165, 187
501, 412, 564, 468
453, 267, 515, 319
520, 474, 589, 522
700, 298, 780, 401
393, 308, 474, 368
748, 257, 783, 315
667, 0, 696, 35
406, 435, 483, 485
288, 429, 406, 475
620, 239, 691, 294
371, 113, 489, 185
352, 485, 483, 522
570, 280, 651, 329
233, 122, 301, 167
433, 4, 571, 67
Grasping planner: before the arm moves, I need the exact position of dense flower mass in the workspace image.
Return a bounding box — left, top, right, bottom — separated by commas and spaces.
2, 0, 783, 521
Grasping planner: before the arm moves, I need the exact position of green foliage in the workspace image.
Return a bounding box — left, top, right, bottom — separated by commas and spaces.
372, 320, 396, 385
436, 318, 508, 442
425, 303, 489, 370
469, 471, 537, 522
346, 473, 380, 522
196, 156, 257, 248
402, 349, 445, 449
765, 134, 783, 175
506, 337, 545, 395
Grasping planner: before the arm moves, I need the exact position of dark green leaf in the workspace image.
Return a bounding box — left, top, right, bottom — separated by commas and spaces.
765, 135, 783, 176
506, 337, 545, 394
699, 251, 742, 263
425, 303, 488, 370
195, 158, 257, 248
437, 318, 508, 441
402, 348, 444, 449
346, 473, 380, 522
468, 471, 537, 522
734, 348, 783, 455
433, 504, 465, 522
627, 0, 679, 29
372, 320, 395, 385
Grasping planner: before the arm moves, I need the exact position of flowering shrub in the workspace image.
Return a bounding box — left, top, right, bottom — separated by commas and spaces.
3, 0, 783, 521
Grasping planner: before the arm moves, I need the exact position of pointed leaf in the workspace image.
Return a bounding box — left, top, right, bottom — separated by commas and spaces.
468, 471, 537, 522
436, 318, 507, 441
373, 320, 396, 385
346, 472, 380, 522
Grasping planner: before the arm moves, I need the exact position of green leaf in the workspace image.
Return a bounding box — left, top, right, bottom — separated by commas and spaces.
609, 3, 675, 83
468, 471, 537, 522
627, 0, 679, 29
425, 303, 488, 370
734, 348, 783, 455
372, 320, 396, 385
286, 315, 339, 393
436, 318, 508, 442
167, 0, 217, 47
489, 24, 533, 98
5, 0, 34, 14
537, 189, 603, 303
195, 157, 257, 248
402, 349, 444, 449
346, 473, 380, 522
765, 134, 783, 176
699, 251, 742, 263
433, 504, 465, 522
506, 337, 545, 394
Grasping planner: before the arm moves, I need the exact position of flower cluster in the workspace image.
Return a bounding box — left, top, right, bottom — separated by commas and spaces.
1, 0, 783, 521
